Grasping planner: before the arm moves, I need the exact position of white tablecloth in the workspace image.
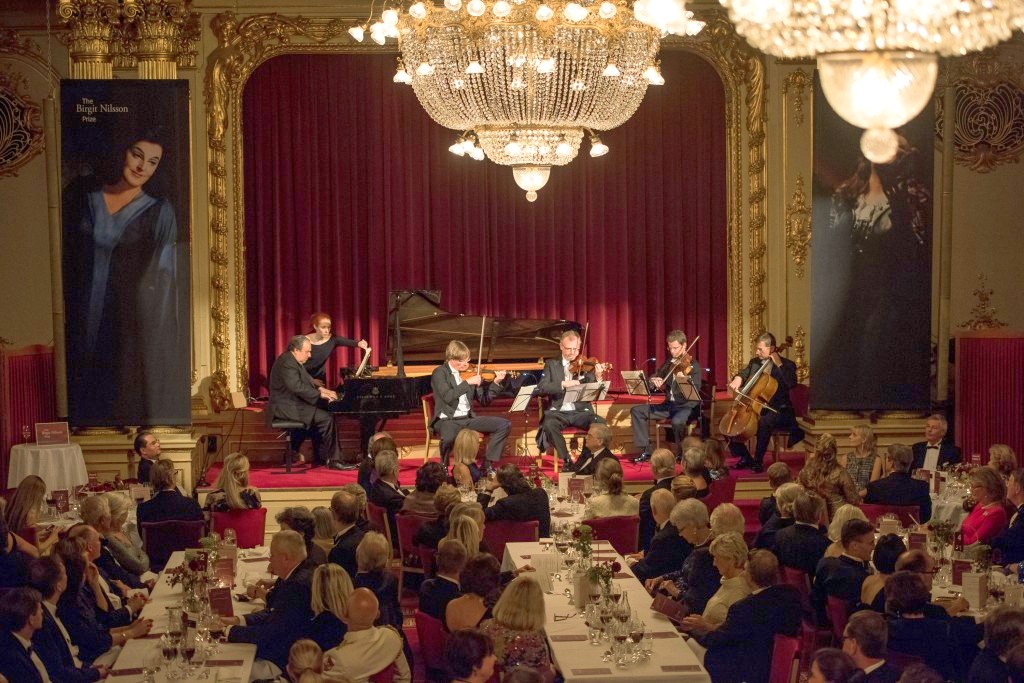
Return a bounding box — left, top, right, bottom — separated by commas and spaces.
7, 442, 89, 492
931, 493, 970, 527
503, 541, 711, 683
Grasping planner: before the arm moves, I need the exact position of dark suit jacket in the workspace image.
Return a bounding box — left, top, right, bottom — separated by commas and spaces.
813, 555, 870, 609
229, 559, 315, 669
758, 496, 779, 526
56, 587, 114, 664
536, 358, 598, 411
638, 478, 673, 551
309, 611, 346, 652
413, 518, 448, 551
369, 479, 407, 547
136, 488, 203, 526
651, 357, 703, 409
886, 616, 972, 681
863, 661, 902, 683
481, 487, 551, 537
419, 576, 461, 621
753, 514, 794, 553
266, 350, 321, 427
328, 526, 365, 579
734, 356, 797, 410
864, 472, 932, 521
96, 539, 144, 589
775, 522, 831, 578
968, 647, 1008, 683
992, 503, 1024, 564
631, 522, 689, 583
137, 457, 153, 486
429, 363, 501, 427
572, 448, 616, 477
355, 570, 403, 632
701, 584, 803, 683
911, 441, 961, 471
0, 631, 44, 683
33, 607, 101, 682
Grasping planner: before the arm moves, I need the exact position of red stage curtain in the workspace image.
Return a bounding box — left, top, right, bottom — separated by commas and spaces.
243, 51, 727, 396
954, 333, 1024, 462
1, 346, 57, 486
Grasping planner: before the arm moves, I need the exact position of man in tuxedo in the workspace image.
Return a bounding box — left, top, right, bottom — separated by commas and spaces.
993, 468, 1024, 566
631, 329, 703, 462
842, 610, 901, 683
328, 491, 365, 580
571, 423, 617, 476
813, 518, 875, 610
368, 450, 406, 547
429, 340, 510, 474
629, 489, 687, 582
774, 492, 830, 578
225, 530, 314, 673
637, 449, 677, 550
0, 587, 51, 683
268, 335, 346, 470
536, 329, 608, 470
864, 443, 932, 521
133, 431, 160, 485
700, 550, 803, 683
418, 538, 465, 621
477, 465, 551, 537
911, 413, 961, 473
727, 333, 804, 473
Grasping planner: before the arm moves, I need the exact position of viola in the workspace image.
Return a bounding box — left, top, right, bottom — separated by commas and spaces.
460, 364, 518, 382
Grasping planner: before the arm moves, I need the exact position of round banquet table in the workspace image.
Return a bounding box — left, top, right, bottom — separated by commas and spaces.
7, 442, 89, 493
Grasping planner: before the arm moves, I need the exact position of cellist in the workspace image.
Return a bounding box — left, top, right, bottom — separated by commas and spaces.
727, 333, 804, 473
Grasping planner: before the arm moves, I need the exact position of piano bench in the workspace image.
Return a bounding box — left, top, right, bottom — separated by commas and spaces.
271, 420, 309, 475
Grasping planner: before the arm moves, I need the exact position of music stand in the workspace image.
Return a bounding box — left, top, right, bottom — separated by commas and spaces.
509, 385, 537, 458
623, 369, 656, 454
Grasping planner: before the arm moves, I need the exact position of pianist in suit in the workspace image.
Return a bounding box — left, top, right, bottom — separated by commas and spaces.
267, 335, 346, 470
429, 340, 511, 475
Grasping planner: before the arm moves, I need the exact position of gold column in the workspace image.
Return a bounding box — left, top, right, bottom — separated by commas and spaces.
936, 74, 955, 401
57, 0, 135, 79
131, 0, 187, 79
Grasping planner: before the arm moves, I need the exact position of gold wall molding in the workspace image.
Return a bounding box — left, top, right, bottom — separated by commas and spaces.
959, 274, 1008, 330
57, 0, 134, 78
202, 9, 765, 406
782, 68, 811, 126
0, 26, 48, 179
784, 175, 812, 278
793, 325, 808, 384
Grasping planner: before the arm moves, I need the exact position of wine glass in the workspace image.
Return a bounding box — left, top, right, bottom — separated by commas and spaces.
160, 633, 179, 679
629, 618, 645, 662
143, 649, 163, 683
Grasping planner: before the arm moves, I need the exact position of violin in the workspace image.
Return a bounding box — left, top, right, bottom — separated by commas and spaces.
658, 336, 699, 383
568, 356, 613, 376
460, 364, 519, 382
718, 338, 791, 439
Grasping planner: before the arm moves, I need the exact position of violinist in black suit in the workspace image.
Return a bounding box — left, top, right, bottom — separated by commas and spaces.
536, 329, 608, 470
429, 340, 510, 473
727, 332, 804, 473
267, 335, 346, 470
631, 329, 702, 462
910, 414, 962, 473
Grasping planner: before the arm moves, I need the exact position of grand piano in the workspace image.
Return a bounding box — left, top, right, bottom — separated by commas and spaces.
329, 289, 580, 459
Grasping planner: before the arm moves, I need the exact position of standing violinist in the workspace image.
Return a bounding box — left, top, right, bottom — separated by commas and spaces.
536, 329, 608, 471
727, 332, 804, 473
429, 339, 511, 475
631, 330, 703, 463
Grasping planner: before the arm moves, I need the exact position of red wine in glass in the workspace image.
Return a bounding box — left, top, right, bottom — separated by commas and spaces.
182, 646, 196, 663
161, 644, 177, 660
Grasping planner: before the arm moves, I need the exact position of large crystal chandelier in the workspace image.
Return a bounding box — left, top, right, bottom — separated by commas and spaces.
717, 1, 1022, 162
351, 0, 679, 200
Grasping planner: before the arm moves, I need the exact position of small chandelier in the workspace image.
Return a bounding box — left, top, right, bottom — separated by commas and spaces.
719, 0, 1021, 162
352, 0, 676, 200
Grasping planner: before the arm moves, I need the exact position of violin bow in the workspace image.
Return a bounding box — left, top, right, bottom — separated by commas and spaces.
476, 316, 486, 378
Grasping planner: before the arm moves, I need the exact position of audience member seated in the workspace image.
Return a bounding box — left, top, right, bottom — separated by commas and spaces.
224, 530, 315, 675
451, 428, 484, 490
67, 525, 143, 625
704, 439, 730, 481
643, 498, 704, 594
444, 628, 496, 683
204, 452, 261, 512
341, 483, 372, 532
864, 444, 932, 521
671, 474, 699, 502
0, 587, 54, 683
988, 444, 1018, 481
967, 606, 1024, 683
101, 493, 148, 576
775, 491, 830, 577
799, 434, 861, 518
0, 500, 35, 588
637, 449, 677, 550
842, 610, 901, 683
753, 482, 803, 552
861, 534, 907, 612
911, 414, 961, 473
323, 587, 411, 682
402, 462, 446, 516
359, 433, 397, 494
287, 638, 325, 683
962, 466, 1009, 546
447, 515, 484, 560
419, 538, 466, 620
27, 556, 107, 682
136, 459, 203, 526
570, 423, 617, 477
446, 554, 501, 632
809, 648, 862, 683
825, 505, 870, 558
885, 571, 976, 681
413, 485, 461, 551
477, 466, 551, 537
353, 532, 403, 632
278, 506, 328, 566
813, 518, 876, 610
309, 563, 353, 652
681, 447, 711, 498
479, 576, 554, 677
628, 489, 687, 582
4, 475, 58, 553
842, 425, 880, 496
759, 462, 793, 525
132, 431, 161, 486
328, 491, 366, 580
368, 450, 407, 546
312, 506, 338, 555
679, 532, 751, 635
585, 457, 640, 519
891, 550, 970, 618
699, 549, 802, 683
993, 467, 1024, 566
78, 496, 149, 591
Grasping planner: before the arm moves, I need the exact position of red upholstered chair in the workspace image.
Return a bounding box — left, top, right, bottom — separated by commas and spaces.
586, 515, 640, 555
770, 634, 801, 683
767, 383, 809, 463
369, 663, 396, 683
395, 511, 432, 578
366, 502, 393, 543
703, 476, 737, 513
781, 567, 829, 673
825, 595, 851, 643
858, 504, 921, 528
414, 612, 449, 681
141, 519, 206, 571
211, 508, 267, 549
417, 545, 437, 576
482, 519, 539, 563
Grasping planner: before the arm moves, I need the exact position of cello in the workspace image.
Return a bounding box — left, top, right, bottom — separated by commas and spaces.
718, 339, 790, 439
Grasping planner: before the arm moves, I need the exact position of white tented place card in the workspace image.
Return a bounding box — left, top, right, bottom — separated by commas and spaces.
961, 571, 989, 609
1005, 584, 1023, 607
878, 518, 901, 536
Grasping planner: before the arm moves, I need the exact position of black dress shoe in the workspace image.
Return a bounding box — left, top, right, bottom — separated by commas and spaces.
327, 461, 355, 471
631, 451, 652, 464
732, 459, 753, 470
751, 462, 764, 473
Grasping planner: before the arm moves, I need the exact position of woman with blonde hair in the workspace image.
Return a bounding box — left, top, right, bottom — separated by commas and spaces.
353, 531, 403, 631
4, 475, 57, 552
204, 452, 261, 512
480, 575, 553, 676
339, 483, 370, 531
824, 504, 869, 558
843, 425, 879, 495
103, 492, 149, 574
446, 515, 483, 558
680, 532, 751, 633
989, 444, 1018, 480
962, 465, 1008, 546
798, 434, 860, 518
287, 638, 325, 683
451, 428, 484, 488
585, 457, 639, 519
309, 563, 354, 651
312, 506, 336, 554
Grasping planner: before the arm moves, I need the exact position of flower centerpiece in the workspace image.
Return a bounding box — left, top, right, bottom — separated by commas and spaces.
928, 519, 957, 564
571, 523, 593, 561
586, 559, 622, 597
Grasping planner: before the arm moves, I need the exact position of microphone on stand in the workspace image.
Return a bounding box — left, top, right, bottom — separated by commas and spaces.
644, 357, 657, 365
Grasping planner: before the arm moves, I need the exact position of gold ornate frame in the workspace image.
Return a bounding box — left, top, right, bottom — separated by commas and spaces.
202, 8, 767, 409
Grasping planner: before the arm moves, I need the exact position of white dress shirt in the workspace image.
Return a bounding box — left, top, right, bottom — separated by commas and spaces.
922, 442, 941, 472
43, 600, 82, 667
439, 365, 471, 419
14, 631, 52, 682
560, 359, 575, 411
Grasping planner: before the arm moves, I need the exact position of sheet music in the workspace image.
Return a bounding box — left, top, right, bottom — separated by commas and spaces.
354, 346, 372, 377
509, 385, 536, 412
579, 381, 610, 402
562, 384, 585, 405
621, 370, 649, 396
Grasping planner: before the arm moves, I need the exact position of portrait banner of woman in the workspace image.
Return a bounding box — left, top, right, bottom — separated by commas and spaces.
60, 80, 191, 426
811, 78, 934, 410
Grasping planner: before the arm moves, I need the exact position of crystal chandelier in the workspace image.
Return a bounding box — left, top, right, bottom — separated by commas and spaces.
351, 0, 677, 200
719, 0, 1021, 162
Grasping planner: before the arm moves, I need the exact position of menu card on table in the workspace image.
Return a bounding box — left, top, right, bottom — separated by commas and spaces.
208, 586, 234, 617
651, 594, 687, 624
51, 489, 69, 514
907, 532, 928, 551
951, 559, 973, 586
129, 484, 151, 503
